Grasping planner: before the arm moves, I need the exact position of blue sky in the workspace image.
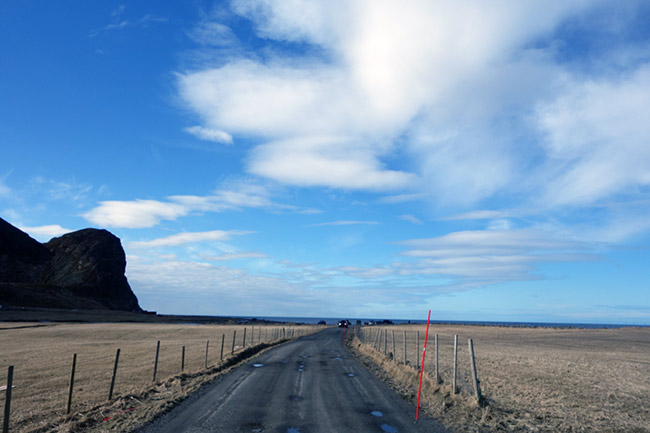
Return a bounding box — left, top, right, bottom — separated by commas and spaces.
2, 1, 649, 324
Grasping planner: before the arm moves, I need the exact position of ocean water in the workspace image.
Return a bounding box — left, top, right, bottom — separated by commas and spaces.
234, 316, 645, 329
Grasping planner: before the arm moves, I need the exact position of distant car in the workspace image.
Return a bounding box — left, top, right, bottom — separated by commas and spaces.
338, 320, 348, 328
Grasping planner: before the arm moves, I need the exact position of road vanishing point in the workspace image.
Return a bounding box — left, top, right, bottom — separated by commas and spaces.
138, 327, 449, 433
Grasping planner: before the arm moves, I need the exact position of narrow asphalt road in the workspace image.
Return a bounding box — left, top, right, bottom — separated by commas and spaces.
138, 327, 450, 433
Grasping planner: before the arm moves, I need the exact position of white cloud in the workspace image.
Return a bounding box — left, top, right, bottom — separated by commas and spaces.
184, 125, 233, 144
129, 230, 253, 249
399, 229, 587, 257
179, 1, 600, 195
309, 220, 379, 227
536, 63, 650, 206
248, 136, 415, 191
231, 0, 336, 46
19, 225, 74, 242
188, 22, 238, 47
29, 177, 91, 202
82, 180, 314, 228
399, 214, 423, 225
0, 180, 10, 198
396, 228, 595, 286
83, 199, 189, 228
336, 266, 393, 279
126, 254, 436, 317
443, 210, 517, 221
90, 9, 167, 37
487, 219, 513, 231
201, 252, 267, 261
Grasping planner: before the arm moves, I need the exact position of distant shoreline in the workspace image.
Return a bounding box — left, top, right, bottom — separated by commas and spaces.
0, 307, 646, 328
250, 315, 648, 329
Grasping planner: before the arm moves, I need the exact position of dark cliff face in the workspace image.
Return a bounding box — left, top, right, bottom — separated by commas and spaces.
0, 217, 141, 311
0, 217, 51, 283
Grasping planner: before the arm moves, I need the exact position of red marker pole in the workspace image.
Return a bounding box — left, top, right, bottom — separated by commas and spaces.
416, 310, 431, 421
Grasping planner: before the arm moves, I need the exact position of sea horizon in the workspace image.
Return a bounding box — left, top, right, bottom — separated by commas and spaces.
213, 315, 649, 329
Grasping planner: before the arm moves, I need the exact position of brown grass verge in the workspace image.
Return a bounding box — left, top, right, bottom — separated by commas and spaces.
37, 341, 285, 433
349, 325, 650, 433
0, 322, 319, 432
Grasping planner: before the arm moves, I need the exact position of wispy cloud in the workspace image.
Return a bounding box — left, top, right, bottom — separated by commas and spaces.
126, 255, 435, 317
20, 224, 74, 242
128, 230, 253, 249
309, 220, 379, 227
247, 136, 416, 191
188, 21, 239, 47
83, 199, 188, 229
399, 214, 423, 224
29, 177, 91, 203
443, 210, 519, 221
184, 126, 233, 144
83, 180, 312, 228
535, 64, 650, 206
176, 2, 592, 196
0, 177, 11, 198
90, 6, 167, 37
395, 228, 597, 287
335, 266, 393, 279
177, 1, 650, 234
201, 252, 267, 261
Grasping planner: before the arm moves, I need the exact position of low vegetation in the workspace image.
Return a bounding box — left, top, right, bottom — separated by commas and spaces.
0, 322, 319, 432
349, 324, 650, 432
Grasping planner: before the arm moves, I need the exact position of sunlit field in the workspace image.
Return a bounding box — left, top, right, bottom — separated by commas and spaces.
353, 324, 650, 432
0, 322, 316, 432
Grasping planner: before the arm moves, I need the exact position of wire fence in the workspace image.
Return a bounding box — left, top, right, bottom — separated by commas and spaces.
0, 324, 317, 432
355, 326, 482, 401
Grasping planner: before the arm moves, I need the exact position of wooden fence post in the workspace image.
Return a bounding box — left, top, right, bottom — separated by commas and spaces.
205, 340, 209, 368
468, 338, 482, 403
108, 348, 120, 401
243, 328, 247, 347
67, 353, 77, 414
220, 334, 225, 361
404, 330, 407, 364
452, 335, 458, 394
435, 334, 439, 383
153, 340, 160, 382
181, 346, 185, 372
392, 330, 396, 362
232, 331, 237, 355
258, 327, 262, 343
384, 328, 387, 355
3, 366, 13, 433
417, 331, 420, 369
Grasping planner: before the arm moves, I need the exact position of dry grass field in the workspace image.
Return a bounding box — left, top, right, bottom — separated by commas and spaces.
352, 324, 650, 432
0, 322, 316, 432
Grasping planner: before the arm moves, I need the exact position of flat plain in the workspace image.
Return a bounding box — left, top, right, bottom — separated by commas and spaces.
354, 324, 650, 432
0, 322, 313, 432
2, 322, 648, 432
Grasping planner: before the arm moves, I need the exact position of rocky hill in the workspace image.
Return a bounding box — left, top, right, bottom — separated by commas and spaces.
0, 217, 141, 311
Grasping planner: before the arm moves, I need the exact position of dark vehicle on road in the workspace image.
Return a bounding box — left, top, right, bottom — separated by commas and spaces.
337, 320, 350, 328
